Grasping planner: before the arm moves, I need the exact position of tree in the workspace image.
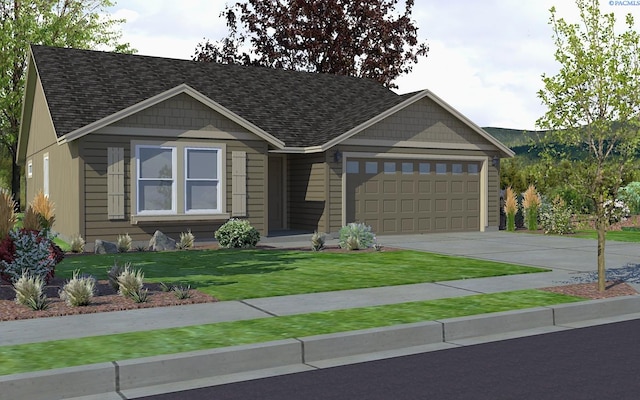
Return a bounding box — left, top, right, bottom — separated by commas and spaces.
537, 0, 640, 291
193, 0, 428, 88
0, 0, 132, 207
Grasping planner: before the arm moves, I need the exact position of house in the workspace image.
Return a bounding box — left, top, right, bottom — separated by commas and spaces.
17, 45, 514, 244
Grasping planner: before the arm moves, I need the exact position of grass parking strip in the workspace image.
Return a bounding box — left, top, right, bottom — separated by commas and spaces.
58, 249, 546, 300
0, 290, 582, 376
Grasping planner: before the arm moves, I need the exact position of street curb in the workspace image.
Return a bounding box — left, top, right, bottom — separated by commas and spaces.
3, 296, 640, 400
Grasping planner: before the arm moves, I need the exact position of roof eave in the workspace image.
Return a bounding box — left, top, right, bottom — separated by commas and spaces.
57, 84, 286, 149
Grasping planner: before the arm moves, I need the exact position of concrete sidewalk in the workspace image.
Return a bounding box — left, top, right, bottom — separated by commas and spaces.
1, 231, 638, 346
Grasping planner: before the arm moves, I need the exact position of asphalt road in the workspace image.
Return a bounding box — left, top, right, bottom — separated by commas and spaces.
140, 319, 640, 400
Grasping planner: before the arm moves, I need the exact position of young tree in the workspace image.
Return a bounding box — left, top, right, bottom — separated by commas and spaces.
0, 0, 132, 207
537, 0, 640, 291
193, 0, 428, 88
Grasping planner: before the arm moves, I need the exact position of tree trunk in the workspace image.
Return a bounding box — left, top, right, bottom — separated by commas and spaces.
11, 156, 21, 211
596, 213, 606, 292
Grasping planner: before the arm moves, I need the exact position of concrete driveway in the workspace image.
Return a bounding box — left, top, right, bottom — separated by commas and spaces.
376, 231, 640, 273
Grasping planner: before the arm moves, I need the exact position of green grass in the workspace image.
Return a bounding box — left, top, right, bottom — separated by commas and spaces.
572, 230, 640, 243
57, 249, 546, 300
0, 289, 583, 376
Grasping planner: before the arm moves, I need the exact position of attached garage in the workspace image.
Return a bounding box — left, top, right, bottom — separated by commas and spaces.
344, 157, 485, 235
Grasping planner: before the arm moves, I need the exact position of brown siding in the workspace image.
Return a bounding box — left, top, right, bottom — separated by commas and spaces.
353, 97, 492, 146
79, 134, 267, 244
113, 93, 251, 133
287, 154, 327, 232
23, 77, 80, 240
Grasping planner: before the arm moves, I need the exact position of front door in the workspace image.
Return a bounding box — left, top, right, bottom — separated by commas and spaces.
268, 156, 284, 231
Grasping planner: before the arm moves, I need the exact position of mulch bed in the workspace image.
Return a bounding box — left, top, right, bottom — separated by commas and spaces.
540, 281, 638, 299
0, 278, 216, 322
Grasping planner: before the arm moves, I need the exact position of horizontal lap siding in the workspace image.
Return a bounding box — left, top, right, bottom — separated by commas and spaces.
288, 154, 327, 232
80, 134, 267, 244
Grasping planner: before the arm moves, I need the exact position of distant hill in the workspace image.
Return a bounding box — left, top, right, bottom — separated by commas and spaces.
482, 127, 549, 156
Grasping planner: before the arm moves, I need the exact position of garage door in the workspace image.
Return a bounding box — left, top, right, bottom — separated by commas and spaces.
345, 159, 480, 234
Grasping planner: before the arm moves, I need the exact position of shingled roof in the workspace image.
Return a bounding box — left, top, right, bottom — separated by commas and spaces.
30, 45, 411, 148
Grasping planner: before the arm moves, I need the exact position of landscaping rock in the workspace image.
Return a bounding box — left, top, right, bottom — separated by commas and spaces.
94, 240, 118, 254
148, 230, 176, 251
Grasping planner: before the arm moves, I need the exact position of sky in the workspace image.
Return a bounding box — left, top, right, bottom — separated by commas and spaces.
105, 0, 640, 131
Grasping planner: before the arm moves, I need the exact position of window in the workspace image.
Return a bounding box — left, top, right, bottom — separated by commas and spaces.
468, 164, 479, 175
384, 162, 396, 174
402, 162, 413, 174
419, 163, 431, 174
27, 160, 33, 178
134, 143, 224, 217
43, 154, 49, 197
185, 148, 219, 212
137, 146, 175, 213
436, 163, 447, 175
452, 163, 463, 174
346, 161, 359, 174
365, 162, 378, 174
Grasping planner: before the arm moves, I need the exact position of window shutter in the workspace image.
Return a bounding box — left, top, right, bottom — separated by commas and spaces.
107, 147, 125, 219
232, 151, 247, 217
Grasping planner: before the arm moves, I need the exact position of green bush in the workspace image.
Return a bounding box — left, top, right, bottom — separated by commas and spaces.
618, 182, 640, 215
339, 222, 375, 250
540, 196, 574, 235
621, 226, 640, 232
214, 219, 260, 248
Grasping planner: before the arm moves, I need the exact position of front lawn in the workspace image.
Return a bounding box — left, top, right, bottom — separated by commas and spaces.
572, 230, 640, 243
57, 249, 546, 300
0, 289, 582, 376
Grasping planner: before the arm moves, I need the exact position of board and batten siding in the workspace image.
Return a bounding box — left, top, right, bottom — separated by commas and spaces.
79, 134, 267, 244
287, 153, 327, 232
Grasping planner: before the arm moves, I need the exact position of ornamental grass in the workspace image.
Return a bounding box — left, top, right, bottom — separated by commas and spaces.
504, 187, 518, 232
30, 190, 55, 230
523, 184, 541, 231
0, 189, 17, 239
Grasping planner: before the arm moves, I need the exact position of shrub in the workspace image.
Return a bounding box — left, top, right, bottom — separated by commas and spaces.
604, 199, 630, 225
59, 270, 95, 306
129, 288, 149, 303
540, 196, 574, 235
69, 233, 85, 253
522, 185, 541, 231
117, 264, 145, 299
0, 229, 63, 283
339, 222, 375, 250
618, 182, 640, 215
504, 187, 518, 232
214, 219, 260, 248
13, 271, 49, 310
311, 231, 325, 251
173, 285, 191, 300
0, 189, 17, 239
177, 230, 195, 250
116, 233, 132, 253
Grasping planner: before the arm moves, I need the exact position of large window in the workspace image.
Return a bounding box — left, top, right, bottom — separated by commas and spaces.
135, 144, 222, 216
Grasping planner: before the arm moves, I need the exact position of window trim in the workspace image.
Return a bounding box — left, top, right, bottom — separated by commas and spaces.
43, 153, 49, 197
27, 160, 33, 178
130, 140, 228, 224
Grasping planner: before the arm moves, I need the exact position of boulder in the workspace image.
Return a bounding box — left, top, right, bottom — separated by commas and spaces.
148, 230, 176, 251
94, 239, 118, 254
